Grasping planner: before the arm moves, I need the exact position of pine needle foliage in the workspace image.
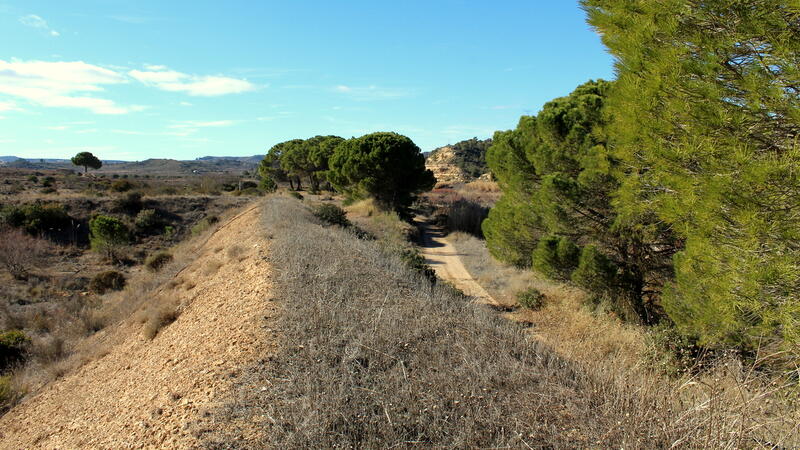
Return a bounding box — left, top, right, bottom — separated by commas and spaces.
583, 0, 800, 357
483, 80, 667, 322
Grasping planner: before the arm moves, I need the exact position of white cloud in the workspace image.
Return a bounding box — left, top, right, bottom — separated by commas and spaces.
333, 84, 412, 101
0, 59, 137, 114
130, 66, 255, 96
19, 14, 59, 37
0, 101, 22, 112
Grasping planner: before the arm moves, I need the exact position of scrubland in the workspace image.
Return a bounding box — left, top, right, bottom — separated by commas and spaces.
207, 196, 798, 448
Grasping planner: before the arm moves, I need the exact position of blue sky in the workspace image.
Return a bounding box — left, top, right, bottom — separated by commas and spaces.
0, 1, 614, 161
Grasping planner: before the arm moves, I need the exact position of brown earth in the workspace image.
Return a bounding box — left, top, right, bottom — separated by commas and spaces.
417, 219, 496, 305
0, 203, 275, 449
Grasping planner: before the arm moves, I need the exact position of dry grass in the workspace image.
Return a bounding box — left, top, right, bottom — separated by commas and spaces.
205, 197, 798, 448
1, 203, 236, 409
449, 230, 800, 445
141, 296, 181, 340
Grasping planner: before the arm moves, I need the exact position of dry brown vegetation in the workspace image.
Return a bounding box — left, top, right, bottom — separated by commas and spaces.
0, 198, 242, 412
206, 197, 798, 448
449, 230, 800, 445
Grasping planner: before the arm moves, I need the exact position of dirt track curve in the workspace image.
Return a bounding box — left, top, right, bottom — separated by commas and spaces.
0, 203, 275, 449
416, 219, 497, 306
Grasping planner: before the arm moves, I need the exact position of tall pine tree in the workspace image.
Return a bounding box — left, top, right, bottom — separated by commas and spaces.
583, 0, 800, 356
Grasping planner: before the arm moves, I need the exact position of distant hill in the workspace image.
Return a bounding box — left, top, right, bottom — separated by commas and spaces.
0, 155, 263, 174
425, 137, 492, 185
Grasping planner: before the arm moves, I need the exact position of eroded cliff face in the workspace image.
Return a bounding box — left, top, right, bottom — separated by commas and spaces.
425, 146, 471, 186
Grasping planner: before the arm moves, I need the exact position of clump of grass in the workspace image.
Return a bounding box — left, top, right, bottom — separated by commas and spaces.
89, 270, 126, 294
191, 215, 219, 235
142, 297, 181, 340
517, 286, 545, 310
203, 259, 223, 276
145, 252, 173, 272
226, 245, 245, 261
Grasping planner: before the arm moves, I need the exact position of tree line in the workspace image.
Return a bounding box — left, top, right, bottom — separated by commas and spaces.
484, 0, 800, 364
258, 132, 435, 214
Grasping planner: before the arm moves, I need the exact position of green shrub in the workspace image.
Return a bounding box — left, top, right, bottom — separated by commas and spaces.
42, 176, 56, 187
240, 181, 258, 189
114, 191, 143, 214
89, 215, 130, 259
27, 175, 38, 183
517, 287, 546, 310
90, 270, 126, 294
111, 179, 134, 192
163, 225, 176, 239
289, 191, 304, 200
0, 375, 14, 408
313, 203, 351, 228
0, 203, 71, 235
259, 177, 277, 193
398, 246, 436, 282
0, 330, 29, 372
134, 209, 162, 234
40, 187, 57, 194
191, 215, 219, 235
556, 238, 580, 273
145, 252, 173, 272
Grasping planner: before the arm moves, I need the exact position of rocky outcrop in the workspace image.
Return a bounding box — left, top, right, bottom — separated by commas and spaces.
425, 146, 471, 186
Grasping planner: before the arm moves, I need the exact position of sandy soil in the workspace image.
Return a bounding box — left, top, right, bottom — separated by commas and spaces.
417, 219, 497, 306
0, 203, 275, 449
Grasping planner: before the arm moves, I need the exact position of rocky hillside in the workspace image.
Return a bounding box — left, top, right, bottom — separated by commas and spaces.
425, 137, 491, 186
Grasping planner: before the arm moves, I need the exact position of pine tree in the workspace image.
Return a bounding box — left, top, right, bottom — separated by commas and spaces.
484, 80, 667, 322
583, 0, 800, 355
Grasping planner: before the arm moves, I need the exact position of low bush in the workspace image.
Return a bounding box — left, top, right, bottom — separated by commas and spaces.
0, 330, 29, 372
313, 203, 351, 227
0, 203, 71, 235
517, 287, 546, 310
89, 270, 126, 294
289, 191, 303, 200
142, 297, 180, 340
0, 227, 47, 280
114, 191, 143, 215
134, 209, 163, 234
191, 215, 219, 235
111, 179, 134, 192
259, 177, 277, 193
444, 198, 489, 237
89, 215, 130, 260
145, 252, 173, 272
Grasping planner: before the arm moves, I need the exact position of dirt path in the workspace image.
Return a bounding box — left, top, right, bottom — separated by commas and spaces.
0, 203, 276, 449
416, 218, 497, 306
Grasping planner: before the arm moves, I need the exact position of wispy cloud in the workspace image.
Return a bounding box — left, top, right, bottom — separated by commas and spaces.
0, 59, 142, 114
333, 84, 412, 101
19, 14, 59, 36
129, 66, 256, 96
0, 101, 22, 112
168, 120, 236, 129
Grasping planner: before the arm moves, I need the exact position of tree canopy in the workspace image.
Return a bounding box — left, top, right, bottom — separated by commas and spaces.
583, 0, 800, 355
71, 151, 102, 174
328, 132, 436, 213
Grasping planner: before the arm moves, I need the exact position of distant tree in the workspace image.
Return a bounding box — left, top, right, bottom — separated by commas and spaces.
306, 135, 344, 191
71, 151, 102, 174
259, 142, 292, 189
328, 132, 436, 213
